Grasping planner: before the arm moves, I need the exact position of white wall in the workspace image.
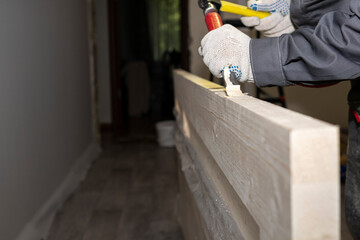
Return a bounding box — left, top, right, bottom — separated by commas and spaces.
95, 0, 112, 124
188, 3, 350, 128
0, 1, 97, 239
285, 82, 350, 128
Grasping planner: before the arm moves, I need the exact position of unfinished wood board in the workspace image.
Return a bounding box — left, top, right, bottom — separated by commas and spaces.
177, 156, 209, 240
174, 70, 340, 240
176, 121, 260, 240
176, 127, 251, 240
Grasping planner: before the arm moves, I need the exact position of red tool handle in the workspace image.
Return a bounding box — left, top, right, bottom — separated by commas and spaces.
205, 12, 223, 31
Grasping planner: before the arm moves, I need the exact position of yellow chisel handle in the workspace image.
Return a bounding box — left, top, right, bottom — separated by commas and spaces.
220, 1, 271, 19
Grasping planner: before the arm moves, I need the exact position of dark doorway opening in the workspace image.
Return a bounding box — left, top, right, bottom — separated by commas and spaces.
106, 0, 189, 140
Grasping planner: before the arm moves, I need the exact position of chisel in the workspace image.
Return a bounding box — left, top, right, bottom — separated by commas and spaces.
199, 0, 269, 96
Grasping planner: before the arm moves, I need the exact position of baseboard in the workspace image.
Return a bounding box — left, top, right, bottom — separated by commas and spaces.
16, 140, 102, 240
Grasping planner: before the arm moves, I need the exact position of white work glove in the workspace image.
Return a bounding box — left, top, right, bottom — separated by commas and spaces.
241, 0, 295, 37
199, 24, 253, 83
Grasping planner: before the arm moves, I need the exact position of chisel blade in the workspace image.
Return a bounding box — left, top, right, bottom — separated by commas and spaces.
223, 66, 243, 96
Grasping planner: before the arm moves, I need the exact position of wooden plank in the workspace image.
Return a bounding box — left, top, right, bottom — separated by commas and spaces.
174, 70, 339, 240
175, 120, 260, 240
176, 129, 245, 239
177, 158, 209, 240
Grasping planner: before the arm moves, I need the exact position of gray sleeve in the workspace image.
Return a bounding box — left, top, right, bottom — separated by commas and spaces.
250, 0, 360, 87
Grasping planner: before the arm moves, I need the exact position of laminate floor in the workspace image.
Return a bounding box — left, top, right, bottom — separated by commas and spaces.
47, 134, 354, 240
47, 140, 183, 240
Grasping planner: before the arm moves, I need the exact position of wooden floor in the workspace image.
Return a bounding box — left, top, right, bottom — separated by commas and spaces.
47, 133, 353, 240
47, 140, 183, 240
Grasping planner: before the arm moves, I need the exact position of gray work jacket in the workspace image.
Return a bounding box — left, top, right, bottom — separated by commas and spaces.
251, 0, 360, 87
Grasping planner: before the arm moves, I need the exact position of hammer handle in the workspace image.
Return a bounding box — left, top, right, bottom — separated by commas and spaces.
205, 12, 223, 31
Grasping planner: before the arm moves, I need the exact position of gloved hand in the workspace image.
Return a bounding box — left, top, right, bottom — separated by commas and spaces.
241, 0, 295, 38
199, 24, 253, 83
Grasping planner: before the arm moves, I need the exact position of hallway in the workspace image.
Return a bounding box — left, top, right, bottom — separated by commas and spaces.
48, 140, 183, 240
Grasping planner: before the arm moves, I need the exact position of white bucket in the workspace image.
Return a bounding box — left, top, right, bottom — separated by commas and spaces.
156, 121, 176, 147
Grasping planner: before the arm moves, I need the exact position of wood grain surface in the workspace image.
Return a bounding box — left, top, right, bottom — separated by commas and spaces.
174, 70, 340, 240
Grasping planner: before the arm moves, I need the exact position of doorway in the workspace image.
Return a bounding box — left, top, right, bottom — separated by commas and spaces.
103, 0, 189, 139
